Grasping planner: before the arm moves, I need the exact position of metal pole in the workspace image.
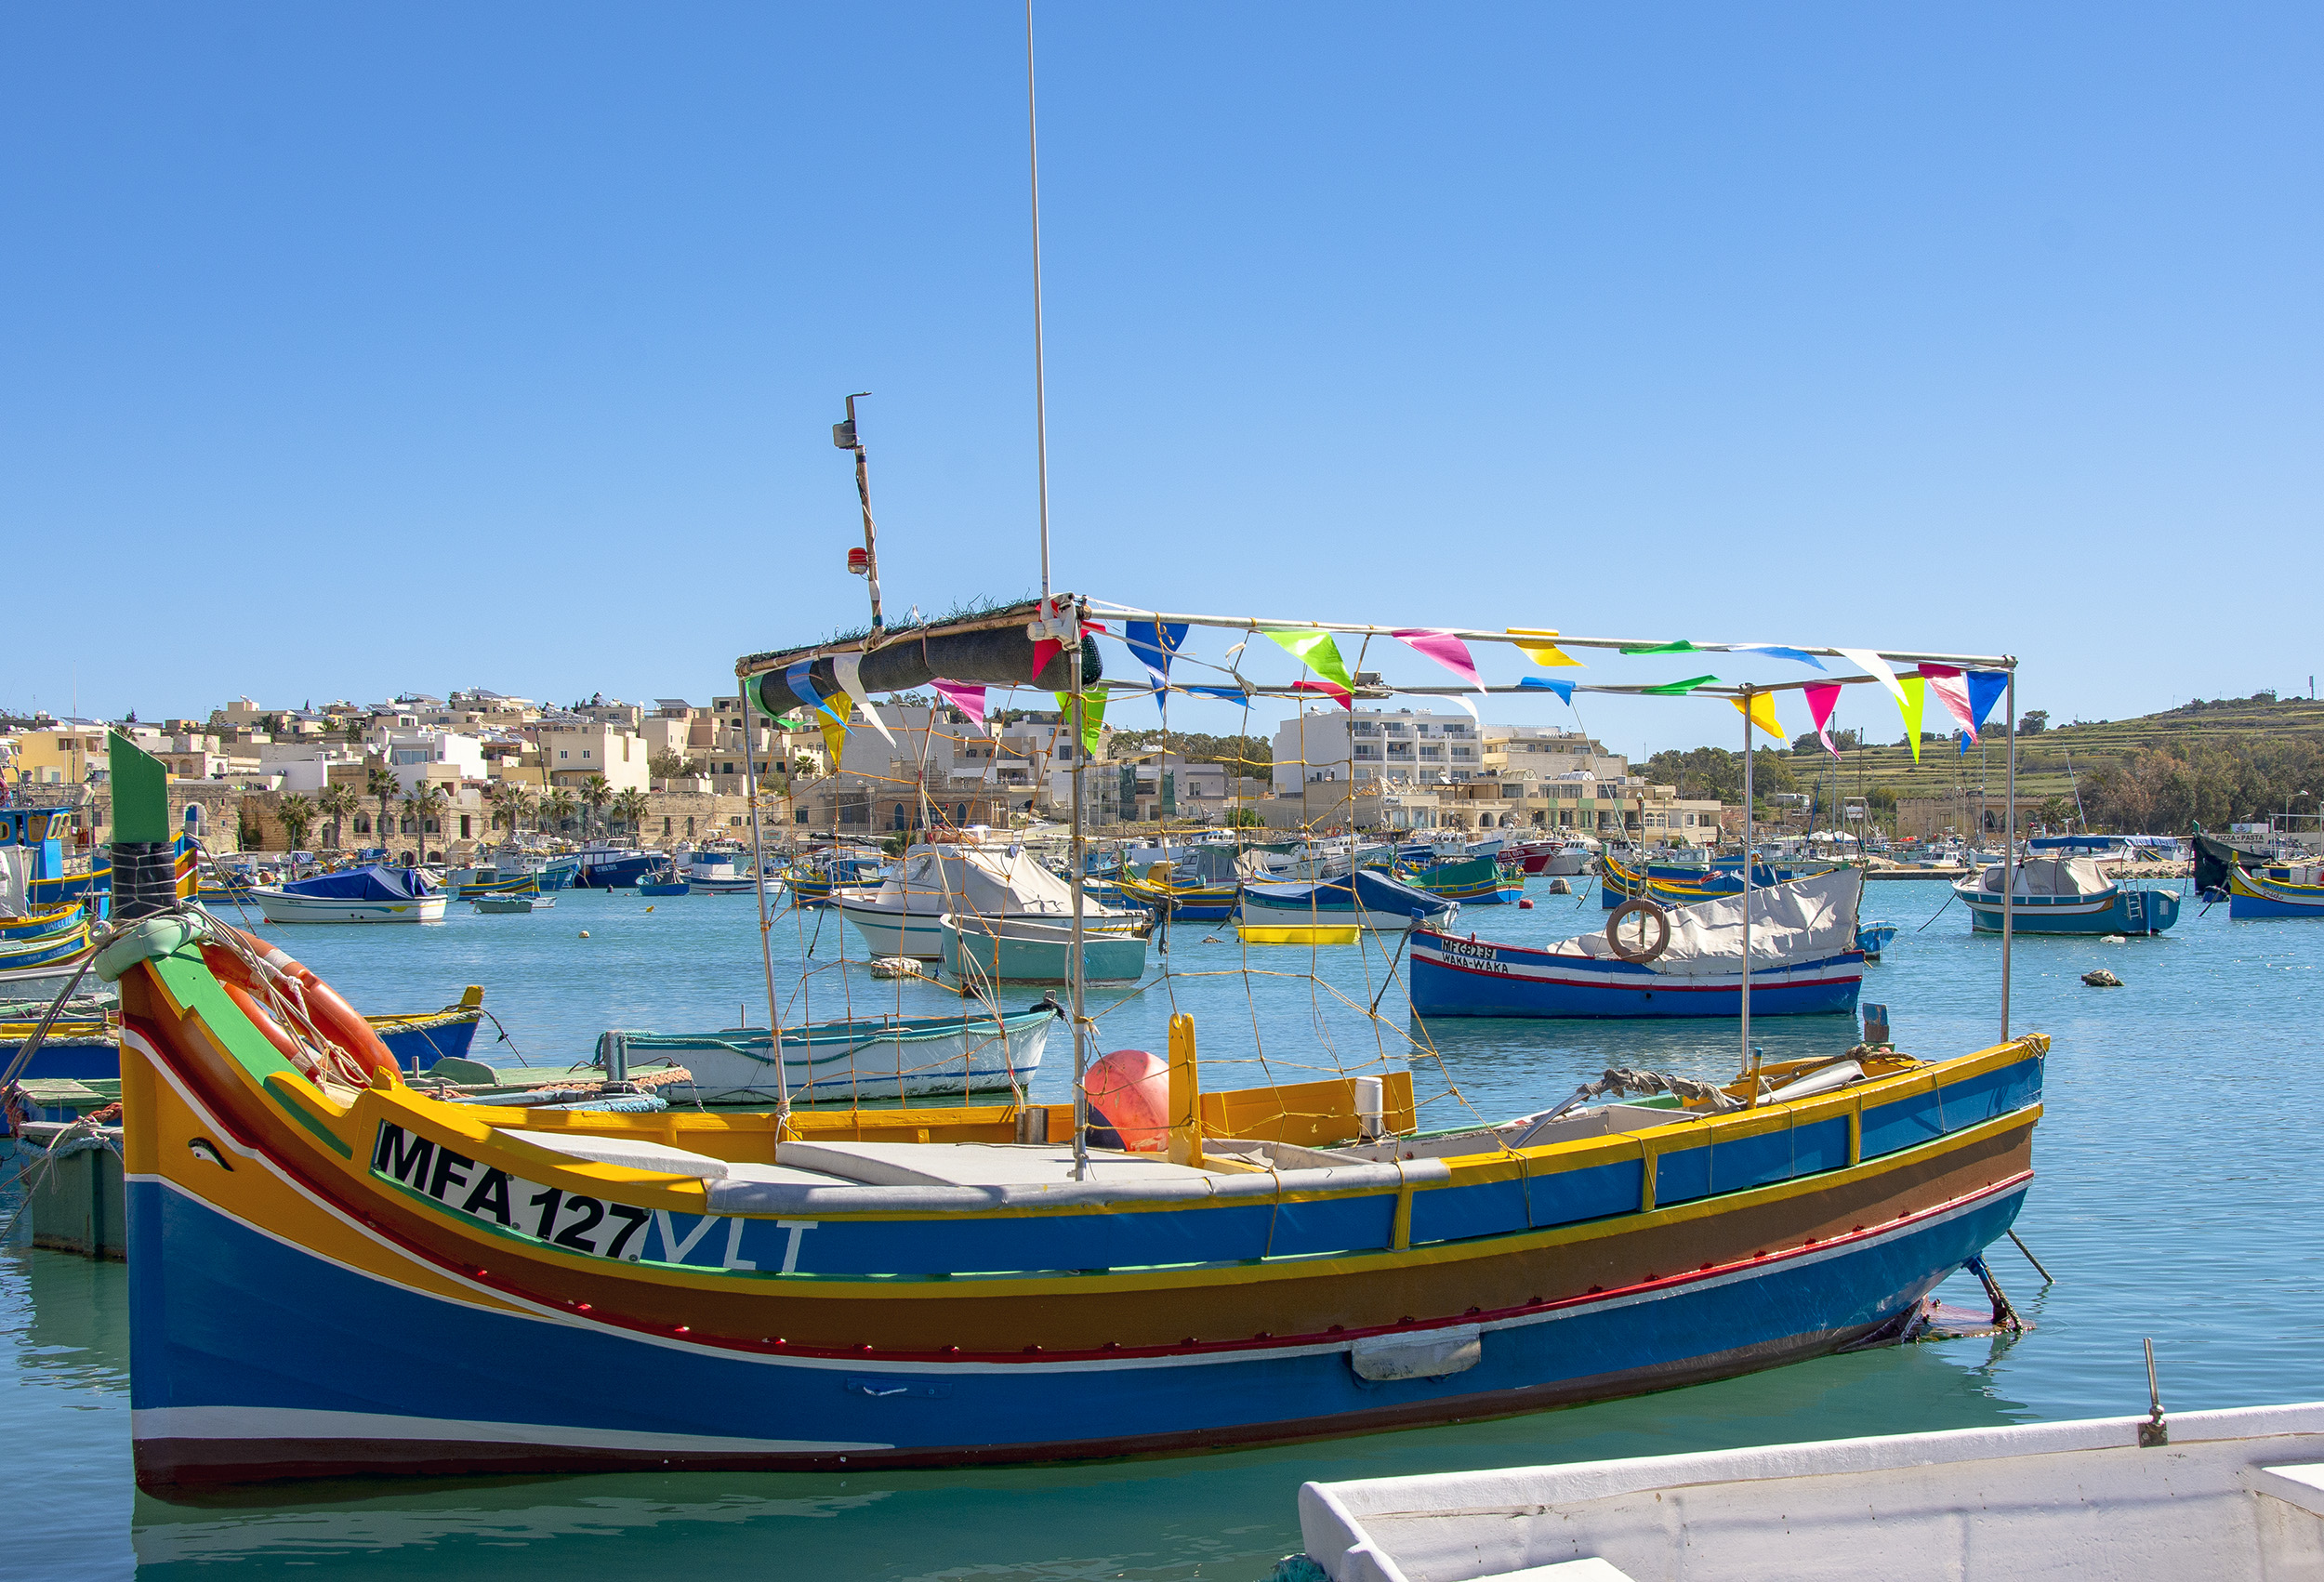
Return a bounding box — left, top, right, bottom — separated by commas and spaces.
1068, 639, 1088, 1179
843, 394, 883, 633
1742, 690, 1756, 1101
2002, 669, 2016, 1042
1025, 0, 1052, 607
739, 686, 791, 1122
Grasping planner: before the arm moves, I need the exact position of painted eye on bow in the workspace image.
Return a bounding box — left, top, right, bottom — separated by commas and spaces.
189, 1139, 232, 1171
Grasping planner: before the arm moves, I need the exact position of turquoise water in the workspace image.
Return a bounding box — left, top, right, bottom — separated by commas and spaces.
9, 875, 2322, 1579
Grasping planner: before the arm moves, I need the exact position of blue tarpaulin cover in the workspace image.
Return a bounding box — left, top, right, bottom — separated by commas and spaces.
281, 864, 439, 902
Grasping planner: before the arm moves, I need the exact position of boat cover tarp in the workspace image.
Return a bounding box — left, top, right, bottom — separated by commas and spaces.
282, 864, 440, 902
1554, 865, 1864, 976
1244, 868, 1456, 917
1975, 858, 2109, 899
873, 844, 1127, 919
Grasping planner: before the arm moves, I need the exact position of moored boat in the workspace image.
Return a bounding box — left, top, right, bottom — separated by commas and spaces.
2225, 862, 2324, 919
940, 911, 1150, 983
1398, 855, 1524, 905
1410, 868, 1867, 1020
1955, 857, 2181, 935
1237, 868, 1459, 931
596, 1003, 1061, 1102
250, 864, 449, 925
838, 839, 1142, 958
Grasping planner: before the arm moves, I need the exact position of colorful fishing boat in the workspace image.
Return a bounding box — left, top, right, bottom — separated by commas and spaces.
2224, 863, 2324, 919
1237, 868, 1459, 931
0, 902, 88, 943
940, 911, 1150, 983
1599, 851, 1808, 910
1398, 855, 1524, 905
1954, 858, 2182, 935
452, 868, 542, 900
1856, 920, 1898, 956
783, 850, 887, 905
1409, 869, 1867, 1020
0, 919, 95, 971
102, 894, 2043, 1486
595, 1004, 1061, 1103
1113, 871, 1241, 921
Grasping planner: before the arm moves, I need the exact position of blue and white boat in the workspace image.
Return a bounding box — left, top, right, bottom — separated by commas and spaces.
1410, 867, 1866, 1019
1954, 857, 2181, 935
569, 845, 662, 889
249, 864, 448, 925
1238, 867, 1459, 931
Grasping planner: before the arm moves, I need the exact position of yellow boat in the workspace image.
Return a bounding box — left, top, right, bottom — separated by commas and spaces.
1234, 923, 1364, 946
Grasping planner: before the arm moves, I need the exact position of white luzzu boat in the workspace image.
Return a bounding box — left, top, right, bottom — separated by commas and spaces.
1295, 1400, 2324, 1582
838, 838, 1143, 958
248, 864, 449, 925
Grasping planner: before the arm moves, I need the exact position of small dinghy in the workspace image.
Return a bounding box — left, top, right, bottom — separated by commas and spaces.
595, 1002, 1062, 1102
1237, 868, 1459, 931
249, 864, 447, 925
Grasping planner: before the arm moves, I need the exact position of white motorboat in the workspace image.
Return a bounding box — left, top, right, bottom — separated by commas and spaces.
838, 838, 1143, 958
1295, 1400, 2324, 1582
250, 864, 449, 925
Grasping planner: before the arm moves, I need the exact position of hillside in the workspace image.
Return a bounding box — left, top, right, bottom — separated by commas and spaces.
1766, 692, 2324, 829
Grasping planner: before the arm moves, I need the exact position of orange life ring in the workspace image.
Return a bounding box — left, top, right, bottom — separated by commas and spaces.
200, 924, 401, 1088
1604, 897, 1670, 963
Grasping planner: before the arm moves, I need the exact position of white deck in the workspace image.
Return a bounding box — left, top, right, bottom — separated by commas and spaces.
772, 1140, 1226, 1188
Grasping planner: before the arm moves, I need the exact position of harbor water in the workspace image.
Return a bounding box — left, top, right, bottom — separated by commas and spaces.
7, 875, 2320, 1578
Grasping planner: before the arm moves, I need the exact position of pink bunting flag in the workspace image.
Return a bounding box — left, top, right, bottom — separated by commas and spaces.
1289, 679, 1353, 710
1804, 681, 1844, 758
1918, 664, 1978, 741
1392, 628, 1483, 690
929, 678, 986, 729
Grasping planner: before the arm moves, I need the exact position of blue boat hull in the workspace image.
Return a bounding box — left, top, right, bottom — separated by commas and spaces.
1960, 888, 2180, 934
1411, 933, 1864, 1019
2228, 892, 2324, 919
125, 1167, 2026, 1481
571, 854, 660, 890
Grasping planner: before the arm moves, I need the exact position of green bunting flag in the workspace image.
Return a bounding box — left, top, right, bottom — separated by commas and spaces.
1261, 628, 1353, 689
1620, 640, 1701, 656
1055, 689, 1108, 756
1640, 674, 1720, 695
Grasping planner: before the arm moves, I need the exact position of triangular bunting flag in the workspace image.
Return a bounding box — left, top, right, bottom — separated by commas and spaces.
831, 652, 896, 745
1290, 679, 1353, 710
817, 716, 848, 771
1836, 648, 1908, 707
1621, 640, 1700, 655
1392, 629, 1482, 689
1262, 629, 1353, 689
1731, 691, 1784, 740
1803, 682, 1843, 758
786, 661, 845, 728
1517, 677, 1575, 704
1182, 685, 1254, 704
1122, 621, 1189, 689
1726, 643, 1827, 670
1054, 690, 1107, 756
1966, 670, 2010, 735
1898, 674, 1927, 763
1918, 664, 1977, 741
930, 678, 986, 729
1641, 674, 1719, 695
1506, 628, 1582, 667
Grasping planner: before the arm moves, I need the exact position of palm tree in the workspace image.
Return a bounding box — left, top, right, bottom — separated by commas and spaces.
366, 762, 400, 853
543, 788, 578, 837
611, 787, 651, 845
315, 784, 358, 850
277, 794, 316, 853
403, 783, 449, 863
501, 785, 537, 836
580, 775, 612, 840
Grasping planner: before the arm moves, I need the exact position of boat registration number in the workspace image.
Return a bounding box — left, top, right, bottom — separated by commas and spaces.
1431, 937, 1510, 973
369, 1120, 778, 1272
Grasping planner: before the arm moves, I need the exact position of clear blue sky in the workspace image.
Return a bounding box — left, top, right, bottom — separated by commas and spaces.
7, 5, 2318, 755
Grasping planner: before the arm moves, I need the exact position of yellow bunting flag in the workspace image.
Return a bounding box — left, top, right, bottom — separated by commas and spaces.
817, 716, 848, 771
1055, 689, 1108, 757
1506, 627, 1582, 667
1898, 673, 1927, 763
1730, 691, 1784, 741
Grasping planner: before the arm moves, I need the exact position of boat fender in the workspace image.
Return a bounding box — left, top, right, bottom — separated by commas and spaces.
92, 913, 207, 982
1604, 898, 1670, 963
1083, 1048, 1169, 1153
